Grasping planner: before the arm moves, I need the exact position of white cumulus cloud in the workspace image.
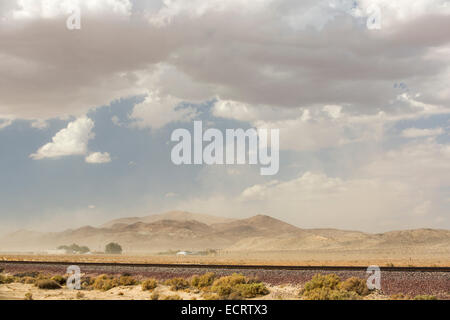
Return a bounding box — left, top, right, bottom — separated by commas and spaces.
30, 117, 94, 159
85, 151, 111, 164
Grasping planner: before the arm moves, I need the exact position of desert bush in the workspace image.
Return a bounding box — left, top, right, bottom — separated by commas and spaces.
142, 278, 158, 291
0, 275, 16, 284
118, 275, 137, 286
390, 293, 410, 300
51, 275, 67, 286
92, 274, 118, 291
210, 273, 269, 299
35, 279, 61, 290
235, 283, 269, 298
414, 295, 437, 300
302, 274, 341, 292
24, 292, 33, 300
300, 274, 366, 300
191, 272, 216, 289
14, 271, 39, 278
81, 277, 94, 290
338, 277, 370, 296
150, 291, 160, 300
165, 277, 190, 291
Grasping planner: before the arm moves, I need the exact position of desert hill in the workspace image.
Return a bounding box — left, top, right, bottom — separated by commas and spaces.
101, 210, 235, 228
0, 211, 449, 254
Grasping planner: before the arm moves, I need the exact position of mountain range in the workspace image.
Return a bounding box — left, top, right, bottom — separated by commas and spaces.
1, 211, 449, 253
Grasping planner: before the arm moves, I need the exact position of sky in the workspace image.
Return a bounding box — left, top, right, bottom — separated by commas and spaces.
0, 0, 449, 234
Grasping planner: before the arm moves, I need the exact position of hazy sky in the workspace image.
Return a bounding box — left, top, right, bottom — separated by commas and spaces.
0, 0, 449, 234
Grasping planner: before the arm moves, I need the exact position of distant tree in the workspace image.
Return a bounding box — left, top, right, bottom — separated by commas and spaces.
105, 242, 122, 254
57, 244, 90, 254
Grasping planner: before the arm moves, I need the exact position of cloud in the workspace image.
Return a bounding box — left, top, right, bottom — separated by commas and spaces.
85, 151, 111, 164
0, 0, 449, 123
30, 119, 49, 129
129, 91, 198, 129
0, 118, 13, 129
401, 127, 444, 138
30, 117, 94, 159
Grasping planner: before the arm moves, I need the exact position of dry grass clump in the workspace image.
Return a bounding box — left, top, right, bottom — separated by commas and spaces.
191, 272, 216, 289
92, 274, 118, 291
165, 277, 190, 291
51, 275, 67, 286
0, 274, 16, 284
300, 274, 371, 300
141, 278, 158, 291
118, 275, 138, 286
35, 279, 62, 290
24, 292, 33, 300
91, 274, 138, 291
209, 273, 269, 300
338, 277, 370, 296
150, 291, 160, 300
413, 295, 437, 300
14, 272, 39, 278
390, 293, 411, 300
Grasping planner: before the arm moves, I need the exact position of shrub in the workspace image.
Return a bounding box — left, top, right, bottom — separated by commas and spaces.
390, 293, 410, 300
301, 274, 366, 300
76, 292, 85, 299
414, 295, 437, 300
142, 278, 158, 291
24, 292, 33, 300
338, 277, 370, 296
165, 278, 190, 291
0, 275, 16, 284
35, 279, 62, 290
92, 274, 118, 291
191, 272, 216, 289
210, 274, 269, 299
51, 275, 67, 286
235, 283, 269, 298
118, 275, 137, 286
302, 274, 341, 292
14, 272, 39, 278
81, 277, 94, 290
150, 291, 160, 300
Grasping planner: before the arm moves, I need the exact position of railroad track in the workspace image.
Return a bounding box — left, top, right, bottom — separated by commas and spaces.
1, 260, 449, 272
